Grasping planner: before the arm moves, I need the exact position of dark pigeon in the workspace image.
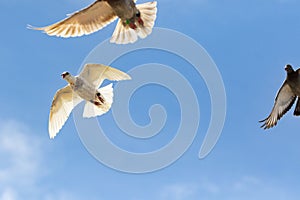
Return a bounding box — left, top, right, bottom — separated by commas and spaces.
260, 64, 300, 129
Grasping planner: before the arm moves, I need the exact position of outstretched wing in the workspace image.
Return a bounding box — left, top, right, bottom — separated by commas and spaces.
49, 86, 83, 138
78, 63, 131, 88
260, 81, 296, 129
29, 1, 117, 38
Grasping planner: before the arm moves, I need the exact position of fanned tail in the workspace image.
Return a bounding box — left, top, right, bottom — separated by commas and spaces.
83, 83, 114, 118
136, 1, 157, 38
110, 1, 157, 44
110, 19, 139, 44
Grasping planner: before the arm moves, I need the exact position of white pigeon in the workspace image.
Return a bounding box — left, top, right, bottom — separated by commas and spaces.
49, 63, 131, 139
28, 0, 157, 44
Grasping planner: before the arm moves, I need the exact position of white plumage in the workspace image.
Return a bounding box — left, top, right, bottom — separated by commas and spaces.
48, 64, 131, 139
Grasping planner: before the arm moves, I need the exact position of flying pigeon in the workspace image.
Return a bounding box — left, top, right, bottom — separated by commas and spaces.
260, 64, 300, 129
49, 63, 131, 138
28, 0, 157, 44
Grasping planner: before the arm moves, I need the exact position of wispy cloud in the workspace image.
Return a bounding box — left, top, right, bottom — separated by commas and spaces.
0, 119, 79, 200
0, 188, 18, 200
159, 183, 198, 200
0, 121, 42, 187
158, 175, 299, 200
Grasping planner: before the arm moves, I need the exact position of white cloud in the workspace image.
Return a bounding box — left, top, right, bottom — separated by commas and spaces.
199, 181, 220, 194
160, 183, 198, 200
0, 121, 42, 187
158, 175, 299, 200
0, 120, 43, 199
44, 191, 80, 200
0, 188, 18, 200
0, 119, 79, 200
232, 175, 261, 192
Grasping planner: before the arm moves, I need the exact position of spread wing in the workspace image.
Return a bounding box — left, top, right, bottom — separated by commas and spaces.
49, 86, 83, 138
260, 81, 296, 129
78, 63, 131, 88
29, 1, 117, 38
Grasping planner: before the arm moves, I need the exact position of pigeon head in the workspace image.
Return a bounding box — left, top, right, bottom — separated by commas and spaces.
125, 9, 143, 29
61, 71, 70, 79
285, 64, 294, 74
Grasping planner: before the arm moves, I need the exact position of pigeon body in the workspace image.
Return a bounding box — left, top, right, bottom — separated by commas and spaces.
260, 64, 300, 129
107, 0, 136, 19
286, 66, 300, 95
64, 74, 96, 101
28, 0, 157, 44
49, 64, 131, 139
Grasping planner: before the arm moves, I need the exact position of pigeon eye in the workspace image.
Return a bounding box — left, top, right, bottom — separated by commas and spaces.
136, 11, 141, 17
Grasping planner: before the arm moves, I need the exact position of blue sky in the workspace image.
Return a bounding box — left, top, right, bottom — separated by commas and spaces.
1, 0, 300, 199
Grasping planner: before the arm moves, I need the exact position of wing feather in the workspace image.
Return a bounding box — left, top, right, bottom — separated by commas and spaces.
294, 97, 300, 116
260, 82, 296, 129
78, 63, 131, 88
28, 1, 117, 38
49, 86, 82, 138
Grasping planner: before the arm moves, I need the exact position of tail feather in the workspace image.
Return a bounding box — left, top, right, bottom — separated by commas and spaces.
110, 19, 138, 44
136, 1, 157, 38
83, 83, 114, 118
110, 1, 157, 44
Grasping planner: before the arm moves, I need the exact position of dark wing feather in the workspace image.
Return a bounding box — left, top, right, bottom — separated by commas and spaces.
260, 81, 296, 129
293, 97, 300, 116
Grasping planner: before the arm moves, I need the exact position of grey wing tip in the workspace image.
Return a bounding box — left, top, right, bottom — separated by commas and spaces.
27, 24, 43, 31
260, 123, 270, 130
259, 118, 273, 130
259, 120, 266, 129
259, 123, 268, 129
27, 24, 35, 29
